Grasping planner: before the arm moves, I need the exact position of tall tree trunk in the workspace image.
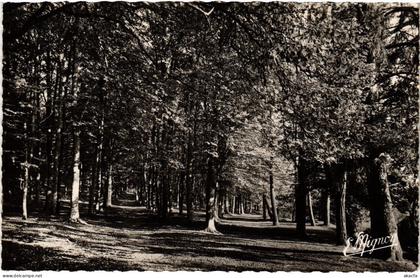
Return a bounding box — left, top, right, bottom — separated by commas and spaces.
178, 172, 185, 215
88, 148, 97, 215
249, 200, 253, 214
291, 201, 296, 222
94, 149, 103, 212
232, 195, 236, 214
264, 194, 274, 220
237, 195, 241, 214
296, 156, 307, 237
95, 79, 105, 212
146, 165, 151, 210
262, 193, 268, 220
155, 172, 160, 213
224, 193, 230, 214
52, 84, 63, 214
70, 130, 81, 222
365, 0, 404, 260
32, 90, 41, 206
152, 167, 158, 211
168, 174, 173, 213
322, 189, 330, 226
219, 192, 225, 218
269, 165, 279, 226
239, 195, 244, 215
186, 171, 193, 220
334, 164, 347, 245
308, 191, 316, 226
159, 124, 169, 219
367, 153, 404, 261
44, 50, 54, 213
214, 190, 220, 221
185, 133, 193, 221
136, 173, 144, 206
205, 158, 218, 233
22, 122, 29, 220
160, 172, 169, 219
217, 190, 223, 219
35, 149, 41, 206
52, 52, 69, 215
106, 164, 113, 208
22, 164, 29, 220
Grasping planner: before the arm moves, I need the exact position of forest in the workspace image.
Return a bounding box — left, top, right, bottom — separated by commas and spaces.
2, 2, 419, 272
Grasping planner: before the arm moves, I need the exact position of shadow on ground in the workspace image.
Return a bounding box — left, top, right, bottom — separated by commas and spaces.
2, 200, 417, 272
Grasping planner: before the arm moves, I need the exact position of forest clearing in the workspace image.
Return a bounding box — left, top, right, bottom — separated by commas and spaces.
2, 2, 418, 273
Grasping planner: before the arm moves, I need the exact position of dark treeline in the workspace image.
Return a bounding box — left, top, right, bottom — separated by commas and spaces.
3, 2, 418, 262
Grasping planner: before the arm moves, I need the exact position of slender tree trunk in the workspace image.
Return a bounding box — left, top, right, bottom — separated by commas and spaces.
70, 130, 81, 222
224, 193, 230, 214
155, 173, 160, 213
32, 91, 40, 206
219, 193, 225, 218
214, 190, 220, 221
237, 195, 241, 214
52, 51, 70, 215
237, 196, 240, 214
232, 195, 236, 214
239, 195, 244, 215
322, 189, 330, 226
22, 124, 29, 220
205, 158, 218, 233
334, 165, 347, 245
296, 156, 307, 237
249, 200, 253, 214
35, 150, 41, 206
146, 165, 151, 210
262, 193, 268, 220
152, 167, 158, 211
138, 174, 143, 206
178, 173, 185, 215
89, 148, 97, 215
216, 190, 223, 219
95, 80, 105, 212
52, 101, 62, 214
186, 134, 193, 221
291, 201, 296, 222
186, 171, 193, 220
95, 151, 103, 212
269, 166, 279, 226
102, 154, 111, 214
106, 164, 113, 208
160, 172, 169, 219
56, 87, 68, 215
22, 165, 29, 220
44, 50, 54, 213
139, 155, 146, 204
308, 191, 316, 226
168, 174, 173, 213
264, 194, 274, 220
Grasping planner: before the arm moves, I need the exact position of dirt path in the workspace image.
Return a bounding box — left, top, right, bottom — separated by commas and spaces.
1, 205, 417, 271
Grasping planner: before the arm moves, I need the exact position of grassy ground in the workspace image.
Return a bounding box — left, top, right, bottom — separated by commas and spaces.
1, 202, 418, 272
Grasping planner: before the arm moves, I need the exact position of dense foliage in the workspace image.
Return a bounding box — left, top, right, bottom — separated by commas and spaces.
3, 2, 418, 260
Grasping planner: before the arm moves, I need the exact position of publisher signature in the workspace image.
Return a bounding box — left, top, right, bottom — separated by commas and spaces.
343, 232, 398, 257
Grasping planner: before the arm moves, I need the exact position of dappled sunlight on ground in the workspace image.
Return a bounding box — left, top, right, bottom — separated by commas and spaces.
2, 205, 417, 271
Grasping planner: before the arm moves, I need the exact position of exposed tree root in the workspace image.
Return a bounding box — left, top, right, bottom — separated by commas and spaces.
69, 218, 89, 225
203, 228, 222, 235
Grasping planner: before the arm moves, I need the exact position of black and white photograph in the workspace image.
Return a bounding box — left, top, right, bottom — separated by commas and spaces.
1, 1, 419, 273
